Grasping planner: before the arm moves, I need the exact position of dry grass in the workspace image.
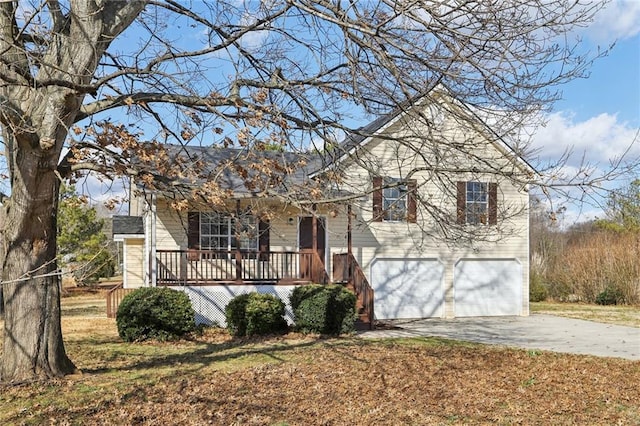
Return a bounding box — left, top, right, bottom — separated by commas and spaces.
531, 302, 640, 328
545, 231, 640, 304
2, 329, 639, 425
0, 293, 639, 425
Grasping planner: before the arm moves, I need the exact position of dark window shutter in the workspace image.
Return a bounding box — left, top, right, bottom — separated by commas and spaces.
258, 218, 270, 261
456, 181, 466, 224
407, 179, 417, 223
488, 182, 498, 225
187, 212, 200, 249
372, 176, 383, 222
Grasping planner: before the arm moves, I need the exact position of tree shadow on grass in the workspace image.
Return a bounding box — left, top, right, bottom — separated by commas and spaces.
77, 332, 334, 376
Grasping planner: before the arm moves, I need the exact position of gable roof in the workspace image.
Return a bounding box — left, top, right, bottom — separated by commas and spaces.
315, 92, 536, 177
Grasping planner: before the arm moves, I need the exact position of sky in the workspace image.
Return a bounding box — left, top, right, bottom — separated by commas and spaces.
530, 0, 640, 223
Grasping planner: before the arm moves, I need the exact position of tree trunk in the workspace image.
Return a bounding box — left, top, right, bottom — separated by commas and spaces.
1, 153, 76, 381
0, 0, 145, 383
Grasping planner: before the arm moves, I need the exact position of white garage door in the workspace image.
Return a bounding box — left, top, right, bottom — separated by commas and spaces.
454, 259, 522, 317
370, 259, 444, 319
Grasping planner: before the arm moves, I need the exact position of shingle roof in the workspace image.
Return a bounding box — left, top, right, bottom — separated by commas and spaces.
160, 144, 321, 194
112, 215, 144, 235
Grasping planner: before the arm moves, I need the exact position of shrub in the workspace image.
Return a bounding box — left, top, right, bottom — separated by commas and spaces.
225, 292, 288, 337
116, 287, 196, 342
529, 271, 548, 302
291, 284, 356, 335
225, 293, 251, 337
596, 285, 624, 305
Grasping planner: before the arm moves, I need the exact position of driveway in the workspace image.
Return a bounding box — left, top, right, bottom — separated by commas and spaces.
359, 314, 640, 360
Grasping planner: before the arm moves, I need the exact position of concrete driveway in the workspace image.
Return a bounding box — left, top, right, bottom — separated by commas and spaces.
359, 314, 640, 360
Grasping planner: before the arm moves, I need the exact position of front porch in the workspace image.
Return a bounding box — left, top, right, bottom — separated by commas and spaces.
108, 250, 374, 329
155, 248, 329, 285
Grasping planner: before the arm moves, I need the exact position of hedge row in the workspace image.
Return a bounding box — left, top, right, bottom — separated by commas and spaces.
226, 285, 356, 336
116, 285, 357, 342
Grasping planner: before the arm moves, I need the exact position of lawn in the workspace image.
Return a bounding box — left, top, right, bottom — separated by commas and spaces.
0, 293, 639, 425
531, 302, 640, 328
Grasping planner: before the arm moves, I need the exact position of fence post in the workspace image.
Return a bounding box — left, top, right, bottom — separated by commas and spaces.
235, 249, 242, 282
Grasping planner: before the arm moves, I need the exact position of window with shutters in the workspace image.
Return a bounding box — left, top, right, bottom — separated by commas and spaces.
373, 176, 417, 223
466, 181, 488, 224
200, 212, 258, 251
383, 178, 408, 222
456, 181, 497, 225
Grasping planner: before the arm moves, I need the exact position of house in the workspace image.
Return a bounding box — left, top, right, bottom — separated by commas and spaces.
112, 93, 532, 327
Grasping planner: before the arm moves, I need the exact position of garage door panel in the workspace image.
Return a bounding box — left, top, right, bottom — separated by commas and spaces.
371, 259, 444, 319
454, 259, 522, 317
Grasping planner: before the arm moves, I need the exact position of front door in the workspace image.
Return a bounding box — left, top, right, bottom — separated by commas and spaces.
299, 216, 326, 261
298, 216, 326, 281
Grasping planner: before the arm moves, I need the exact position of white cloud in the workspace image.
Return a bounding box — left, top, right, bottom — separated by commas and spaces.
531, 111, 640, 165
76, 174, 129, 215
584, 0, 640, 42
529, 111, 640, 222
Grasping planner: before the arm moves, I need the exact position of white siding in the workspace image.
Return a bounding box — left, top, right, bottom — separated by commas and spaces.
124, 238, 145, 288
331, 104, 530, 318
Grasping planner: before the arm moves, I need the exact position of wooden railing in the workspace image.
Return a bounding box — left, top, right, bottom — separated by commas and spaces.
333, 253, 374, 329
106, 282, 135, 318
156, 249, 328, 285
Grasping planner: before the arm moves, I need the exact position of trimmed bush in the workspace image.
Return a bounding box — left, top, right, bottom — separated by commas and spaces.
225, 293, 251, 337
225, 292, 288, 337
116, 287, 196, 342
291, 284, 357, 335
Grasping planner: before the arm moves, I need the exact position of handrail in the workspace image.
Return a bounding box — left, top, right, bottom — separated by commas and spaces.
310, 250, 329, 284
333, 253, 374, 329
105, 282, 134, 318
350, 256, 374, 328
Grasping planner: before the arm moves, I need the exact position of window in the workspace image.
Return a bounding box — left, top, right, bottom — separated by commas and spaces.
373, 176, 417, 223
383, 178, 407, 222
456, 181, 497, 225
199, 212, 258, 251
466, 182, 488, 224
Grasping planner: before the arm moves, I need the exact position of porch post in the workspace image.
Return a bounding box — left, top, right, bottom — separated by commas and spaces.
347, 204, 353, 256
235, 249, 242, 282
312, 204, 318, 283
312, 204, 318, 254
150, 193, 157, 287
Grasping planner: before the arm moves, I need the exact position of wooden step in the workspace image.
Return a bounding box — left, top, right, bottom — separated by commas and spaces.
354, 319, 372, 331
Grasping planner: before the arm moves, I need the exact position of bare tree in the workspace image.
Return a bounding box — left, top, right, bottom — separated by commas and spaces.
0, 0, 614, 382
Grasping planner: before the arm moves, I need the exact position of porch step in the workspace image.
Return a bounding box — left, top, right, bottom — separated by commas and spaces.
354, 312, 373, 331
355, 319, 372, 331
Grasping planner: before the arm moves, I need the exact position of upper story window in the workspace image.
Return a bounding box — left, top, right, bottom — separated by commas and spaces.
457, 181, 498, 225
373, 176, 417, 223
465, 181, 488, 224
383, 178, 407, 222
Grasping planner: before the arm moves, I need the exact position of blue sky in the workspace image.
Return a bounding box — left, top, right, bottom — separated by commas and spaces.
530, 0, 640, 222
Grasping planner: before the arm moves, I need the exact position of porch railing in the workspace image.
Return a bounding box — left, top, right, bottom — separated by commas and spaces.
333, 253, 374, 329
106, 282, 135, 318
156, 249, 328, 285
